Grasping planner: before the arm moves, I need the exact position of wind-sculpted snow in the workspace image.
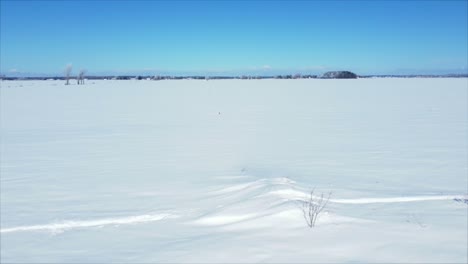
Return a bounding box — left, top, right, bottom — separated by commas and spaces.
1, 213, 178, 234
192, 177, 467, 229
267, 188, 467, 204
331, 195, 467, 204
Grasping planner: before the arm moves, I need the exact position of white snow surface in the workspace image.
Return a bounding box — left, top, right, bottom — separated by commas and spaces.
1, 78, 467, 263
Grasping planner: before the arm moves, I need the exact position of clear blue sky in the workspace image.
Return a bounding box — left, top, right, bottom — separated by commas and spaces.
1, 0, 467, 76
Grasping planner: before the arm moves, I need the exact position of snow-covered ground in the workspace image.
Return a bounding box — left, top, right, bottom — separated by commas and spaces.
1, 78, 467, 263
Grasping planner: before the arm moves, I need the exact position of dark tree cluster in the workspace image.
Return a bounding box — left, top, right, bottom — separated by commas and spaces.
320, 71, 358, 79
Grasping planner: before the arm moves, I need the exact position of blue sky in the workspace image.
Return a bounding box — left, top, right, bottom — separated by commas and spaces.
1, 0, 467, 76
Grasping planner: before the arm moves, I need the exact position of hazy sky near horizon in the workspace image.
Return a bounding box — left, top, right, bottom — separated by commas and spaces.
1, 0, 467, 76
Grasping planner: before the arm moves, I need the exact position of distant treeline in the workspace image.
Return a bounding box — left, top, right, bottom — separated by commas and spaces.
1, 73, 467, 81
0, 75, 316, 81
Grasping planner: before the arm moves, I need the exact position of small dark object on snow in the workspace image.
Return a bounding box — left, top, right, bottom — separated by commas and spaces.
453, 198, 468, 204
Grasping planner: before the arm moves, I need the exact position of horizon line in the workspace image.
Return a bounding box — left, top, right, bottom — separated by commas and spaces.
2, 73, 468, 80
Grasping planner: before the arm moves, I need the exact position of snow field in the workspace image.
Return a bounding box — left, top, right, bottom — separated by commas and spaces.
1, 78, 467, 262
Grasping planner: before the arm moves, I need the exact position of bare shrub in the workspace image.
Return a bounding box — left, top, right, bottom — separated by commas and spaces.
78, 69, 86, 85
300, 189, 331, 228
